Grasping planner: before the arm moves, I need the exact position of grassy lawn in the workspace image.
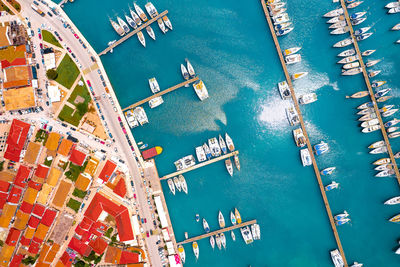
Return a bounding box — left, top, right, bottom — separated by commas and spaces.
42, 30, 62, 48
67, 198, 81, 212
68, 79, 91, 106
58, 105, 82, 127
35, 129, 48, 143
56, 54, 80, 89
65, 163, 82, 182
72, 188, 87, 199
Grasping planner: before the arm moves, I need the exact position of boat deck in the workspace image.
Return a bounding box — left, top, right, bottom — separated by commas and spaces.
98, 10, 168, 56
339, 0, 400, 184
160, 151, 239, 180
260, 1, 348, 266
122, 77, 199, 112
177, 219, 257, 245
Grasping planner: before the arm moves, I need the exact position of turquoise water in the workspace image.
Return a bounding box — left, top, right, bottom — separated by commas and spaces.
63, 0, 400, 266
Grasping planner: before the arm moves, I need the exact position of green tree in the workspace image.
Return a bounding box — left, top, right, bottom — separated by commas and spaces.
22, 256, 38, 265
46, 69, 58, 80
74, 260, 85, 267
0, 161, 4, 171
76, 103, 88, 116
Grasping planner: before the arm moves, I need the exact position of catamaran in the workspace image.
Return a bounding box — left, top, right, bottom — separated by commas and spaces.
137, 31, 146, 47
193, 80, 209, 101
218, 211, 225, 228
330, 249, 345, 267
225, 158, 233, 176
124, 109, 139, 128
146, 26, 156, 40
251, 224, 261, 240
240, 226, 254, 244
300, 148, 312, 166
225, 133, 235, 152
208, 137, 221, 157
203, 218, 210, 233
134, 3, 148, 22
195, 146, 207, 162
174, 155, 196, 171
179, 175, 188, 194
293, 128, 306, 147
133, 107, 148, 125
278, 80, 291, 99
167, 178, 175, 195
186, 59, 195, 78
219, 135, 227, 154
286, 105, 300, 126
203, 143, 212, 159
148, 96, 163, 108
148, 77, 160, 93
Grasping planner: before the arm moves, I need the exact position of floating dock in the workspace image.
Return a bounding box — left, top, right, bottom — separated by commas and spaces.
98, 10, 169, 56
122, 77, 199, 112
260, 1, 348, 266
177, 219, 257, 245
339, 0, 400, 185
160, 151, 239, 180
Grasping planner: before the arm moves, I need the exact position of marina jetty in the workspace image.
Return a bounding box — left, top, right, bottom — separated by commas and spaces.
260, 0, 348, 266
177, 219, 257, 245
99, 10, 168, 56
122, 77, 199, 112
338, 0, 400, 185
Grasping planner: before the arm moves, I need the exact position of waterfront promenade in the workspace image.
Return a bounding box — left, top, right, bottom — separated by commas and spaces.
339, 0, 400, 185
260, 1, 348, 266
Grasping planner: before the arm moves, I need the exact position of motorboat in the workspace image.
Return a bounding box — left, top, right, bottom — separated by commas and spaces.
283, 46, 301, 56
331, 27, 349, 35
276, 27, 294, 36
392, 22, 400, 31
231, 230, 236, 241
380, 105, 395, 113
146, 26, 156, 40
342, 67, 362, 75
293, 128, 306, 147
163, 16, 173, 30
395, 39, 400, 44
327, 15, 344, 24
347, 1, 363, 9
292, 72, 308, 80
157, 18, 167, 33
360, 118, 379, 128
384, 196, 400, 205
386, 2, 400, 8
181, 64, 189, 80
331, 249, 345, 267
149, 77, 160, 93
210, 235, 215, 249
109, 18, 125, 36
185, 232, 189, 239
186, 59, 196, 78
219, 135, 227, 154
285, 54, 301, 64
395, 152, 400, 158
362, 49, 376, 56
388, 7, 400, 14
167, 178, 175, 195
321, 167, 336, 175
389, 132, 400, 139
357, 102, 373, 109
240, 226, 254, 244
270, 7, 287, 16
235, 208, 242, 224
137, 31, 146, 47
369, 140, 385, 149
347, 90, 368, 98
117, 16, 130, 33
334, 211, 349, 221
275, 22, 293, 31
178, 245, 186, 263
368, 70, 381, 78
329, 21, 347, 29
337, 55, 358, 64
234, 155, 240, 171
124, 109, 139, 128
376, 169, 395, 177
373, 158, 391, 165
125, 14, 137, 29
203, 219, 210, 233
173, 176, 182, 192
300, 148, 312, 166
203, 143, 212, 159
324, 8, 343, 17
372, 81, 386, 88
225, 159, 234, 176
215, 234, 222, 250
145, 2, 158, 18
195, 214, 200, 222
278, 80, 291, 99
268, 1, 286, 10
356, 32, 373, 41
129, 7, 142, 26
179, 175, 188, 194
225, 133, 235, 152
193, 80, 209, 101
351, 17, 367, 26
314, 141, 329, 155
336, 218, 350, 226
350, 11, 366, 19
325, 181, 339, 191
174, 155, 196, 171
366, 59, 381, 68
375, 163, 393, 171
134, 3, 148, 22
192, 242, 199, 259
362, 125, 380, 133
149, 96, 164, 108
333, 38, 353, 48
382, 109, 398, 118
354, 26, 371, 35
338, 49, 355, 57
251, 224, 261, 240
230, 211, 237, 225
359, 113, 377, 121
343, 62, 360, 70
208, 137, 221, 157
272, 14, 290, 25
357, 108, 374, 116
377, 96, 393, 103
389, 214, 400, 222
385, 118, 400, 128
286, 105, 300, 126
196, 146, 207, 162
298, 93, 317, 104
133, 107, 148, 125
218, 211, 225, 228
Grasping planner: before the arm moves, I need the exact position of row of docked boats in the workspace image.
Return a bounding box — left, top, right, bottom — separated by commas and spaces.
109, 2, 172, 47
267, 0, 294, 36
124, 106, 148, 128
167, 174, 188, 195
179, 59, 209, 101
385, 1, 400, 14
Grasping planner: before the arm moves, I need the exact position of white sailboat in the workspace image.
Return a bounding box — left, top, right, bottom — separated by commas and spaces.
134, 3, 148, 22
186, 59, 196, 78
192, 242, 199, 259
210, 235, 215, 249
167, 178, 175, 195
146, 26, 156, 40
137, 31, 146, 47
231, 230, 236, 241
225, 158, 234, 176
225, 133, 235, 152
157, 18, 167, 33
129, 7, 142, 25
220, 233, 226, 249
163, 16, 173, 30
218, 211, 225, 228
195, 146, 207, 162
181, 64, 189, 80
219, 134, 227, 154
230, 211, 236, 225
215, 234, 222, 250
179, 175, 188, 194
173, 176, 182, 192
178, 245, 185, 263
117, 16, 130, 33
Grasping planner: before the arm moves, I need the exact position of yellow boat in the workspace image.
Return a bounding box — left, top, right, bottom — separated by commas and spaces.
346, 91, 369, 98
235, 208, 242, 224
373, 158, 391, 165
389, 214, 400, 222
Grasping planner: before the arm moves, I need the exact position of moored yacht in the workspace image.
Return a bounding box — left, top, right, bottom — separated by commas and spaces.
300, 148, 312, 166
337, 55, 358, 64
178, 245, 185, 263
218, 211, 225, 228
235, 208, 242, 224
338, 48, 355, 57
219, 135, 227, 154
333, 37, 353, 48
203, 143, 212, 159
231, 230, 236, 241
389, 214, 400, 223
321, 167, 336, 176
342, 67, 362, 75
283, 46, 301, 56
230, 211, 236, 225
192, 80, 209, 101
251, 224, 261, 240
384, 196, 400, 205
167, 178, 175, 195
195, 146, 207, 162
298, 93, 317, 104
145, 2, 158, 18
334, 211, 349, 221
148, 96, 163, 108
366, 59, 381, 68
157, 18, 167, 33
124, 109, 139, 128
179, 175, 188, 194
163, 16, 173, 30
240, 226, 254, 244
362, 49, 375, 56
286, 105, 300, 126
174, 155, 196, 171
146, 26, 156, 40
285, 54, 301, 64
278, 80, 291, 99
324, 8, 343, 17
192, 242, 199, 259
225, 133, 235, 152
133, 106, 148, 125
368, 70, 381, 78
181, 64, 189, 80
208, 137, 221, 157
129, 7, 142, 25
314, 141, 329, 155
125, 14, 137, 29
225, 158, 233, 176
148, 77, 160, 93
325, 181, 339, 191
220, 233, 226, 249
117, 16, 130, 33
293, 128, 306, 147
186, 59, 196, 78
173, 176, 182, 192
215, 234, 222, 250
134, 3, 148, 22
110, 18, 125, 36
368, 140, 385, 149
292, 71, 308, 80
210, 235, 215, 249
137, 31, 146, 47
203, 218, 210, 233
330, 249, 345, 267
234, 155, 241, 171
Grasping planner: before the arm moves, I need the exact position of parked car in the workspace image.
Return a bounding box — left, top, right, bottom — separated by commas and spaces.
74, 34, 79, 39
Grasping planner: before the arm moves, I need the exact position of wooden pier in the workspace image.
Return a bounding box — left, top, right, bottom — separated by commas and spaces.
98, 10, 168, 56
339, 0, 400, 185
122, 77, 199, 111
260, 1, 348, 266
160, 151, 239, 180
177, 220, 257, 245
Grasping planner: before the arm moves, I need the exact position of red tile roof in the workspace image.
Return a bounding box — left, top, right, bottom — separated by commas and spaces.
0, 180, 10, 193
28, 240, 40, 254
41, 209, 57, 226
28, 216, 40, 228
120, 251, 140, 264
0, 192, 7, 209
68, 237, 91, 257
80, 230, 91, 243
98, 160, 117, 183
35, 164, 50, 179
32, 204, 46, 217
113, 178, 127, 198
7, 186, 22, 204
89, 221, 107, 237
19, 235, 31, 246
69, 148, 87, 166
14, 165, 31, 188
1, 58, 27, 68
4, 119, 30, 162
9, 254, 23, 267
60, 251, 73, 267
5, 228, 21, 246
80, 216, 93, 230
20, 201, 34, 214
88, 237, 108, 255
32, 236, 43, 244
75, 225, 86, 237
28, 180, 43, 191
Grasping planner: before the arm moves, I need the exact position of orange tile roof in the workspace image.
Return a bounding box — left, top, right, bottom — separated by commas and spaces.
34, 223, 50, 241
44, 243, 60, 264
0, 26, 10, 47
105, 246, 122, 264
3, 86, 35, 110
45, 132, 61, 151
24, 142, 41, 164
13, 209, 30, 230
37, 244, 50, 263
24, 226, 36, 239
37, 183, 53, 204
0, 244, 15, 265
52, 180, 72, 208
55, 261, 65, 267
22, 187, 39, 205
75, 173, 91, 191
0, 203, 17, 228
57, 139, 73, 157
0, 45, 25, 62
46, 168, 62, 187
84, 157, 99, 177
